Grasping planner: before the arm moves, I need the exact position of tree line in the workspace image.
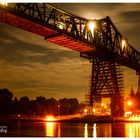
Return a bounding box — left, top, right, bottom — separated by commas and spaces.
0, 88, 81, 116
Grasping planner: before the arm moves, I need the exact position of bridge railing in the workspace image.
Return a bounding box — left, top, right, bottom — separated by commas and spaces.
0, 3, 140, 71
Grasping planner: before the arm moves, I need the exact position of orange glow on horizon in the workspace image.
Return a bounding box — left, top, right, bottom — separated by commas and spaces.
45, 116, 57, 122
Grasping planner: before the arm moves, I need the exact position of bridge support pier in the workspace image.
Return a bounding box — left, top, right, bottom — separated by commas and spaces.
89, 58, 124, 117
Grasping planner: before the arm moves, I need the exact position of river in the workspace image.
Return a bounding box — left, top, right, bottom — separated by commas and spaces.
1, 121, 140, 137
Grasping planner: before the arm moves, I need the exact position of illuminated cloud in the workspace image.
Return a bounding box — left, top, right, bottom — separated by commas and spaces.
0, 23, 90, 101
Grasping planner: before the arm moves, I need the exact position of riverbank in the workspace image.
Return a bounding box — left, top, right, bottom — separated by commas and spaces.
1, 115, 140, 123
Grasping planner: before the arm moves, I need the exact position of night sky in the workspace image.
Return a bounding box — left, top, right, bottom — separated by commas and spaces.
0, 3, 140, 102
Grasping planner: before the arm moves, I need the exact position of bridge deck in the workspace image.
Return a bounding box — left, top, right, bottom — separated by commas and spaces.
0, 10, 95, 53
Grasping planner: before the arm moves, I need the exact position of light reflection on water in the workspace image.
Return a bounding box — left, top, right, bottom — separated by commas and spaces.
45, 122, 61, 137
35, 122, 140, 137
58, 123, 61, 137
4, 121, 140, 137
93, 124, 97, 138
84, 123, 97, 137
45, 122, 56, 137
45, 122, 97, 137
125, 123, 140, 137
84, 123, 88, 138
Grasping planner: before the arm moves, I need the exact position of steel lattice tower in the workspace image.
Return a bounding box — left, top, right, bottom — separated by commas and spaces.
89, 58, 124, 117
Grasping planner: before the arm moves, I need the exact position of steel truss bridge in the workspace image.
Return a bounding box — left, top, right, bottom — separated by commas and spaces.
0, 3, 140, 117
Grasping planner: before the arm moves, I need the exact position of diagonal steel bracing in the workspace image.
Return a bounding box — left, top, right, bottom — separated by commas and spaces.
89, 58, 124, 117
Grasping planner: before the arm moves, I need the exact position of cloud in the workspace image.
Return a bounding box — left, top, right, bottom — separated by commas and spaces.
0, 60, 90, 101
0, 23, 90, 101
119, 11, 140, 23
0, 23, 80, 66
53, 3, 122, 19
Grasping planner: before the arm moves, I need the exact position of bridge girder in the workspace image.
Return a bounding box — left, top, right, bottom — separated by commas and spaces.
0, 3, 140, 72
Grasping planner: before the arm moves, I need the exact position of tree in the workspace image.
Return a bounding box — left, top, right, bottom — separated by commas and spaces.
58, 98, 79, 115
59, 98, 69, 115
69, 98, 79, 114
19, 96, 30, 115
13, 97, 19, 114
46, 98, 58, 115
36, 96, 47, 116
0, 88, 13, 114
28, 100, 36, 116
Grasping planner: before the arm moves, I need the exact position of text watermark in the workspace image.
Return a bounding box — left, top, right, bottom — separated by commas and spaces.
0, 126, 7, 133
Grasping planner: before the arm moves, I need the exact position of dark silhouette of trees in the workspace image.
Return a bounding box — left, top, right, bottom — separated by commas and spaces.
28, 100, 36, 116
46, 98, 58, 115
13, 97, 19, 114
59, 98, 69, 115
58, 98, 79, 115
0, 88, 80, 117
68, 98, 79, 114
19, 96, 30, 115
36, 96, 47, 116
0, 88, 13, 114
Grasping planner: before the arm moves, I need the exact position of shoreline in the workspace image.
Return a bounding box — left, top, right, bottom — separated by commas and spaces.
1, 116, 140, 123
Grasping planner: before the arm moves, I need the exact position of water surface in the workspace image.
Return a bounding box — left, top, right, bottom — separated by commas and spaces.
1, 121, 140, 137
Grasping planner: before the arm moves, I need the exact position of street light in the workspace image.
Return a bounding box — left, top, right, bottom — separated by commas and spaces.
101, 103, 104, 107
88, 21, 96, 36
58, 104, 61, 117
122, 39, 126, 50
127, 100, 133, 117
93, 108, 96, 113
128, 101, 132, 106
84, 108, 87, 113
84, 108, 87, 115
